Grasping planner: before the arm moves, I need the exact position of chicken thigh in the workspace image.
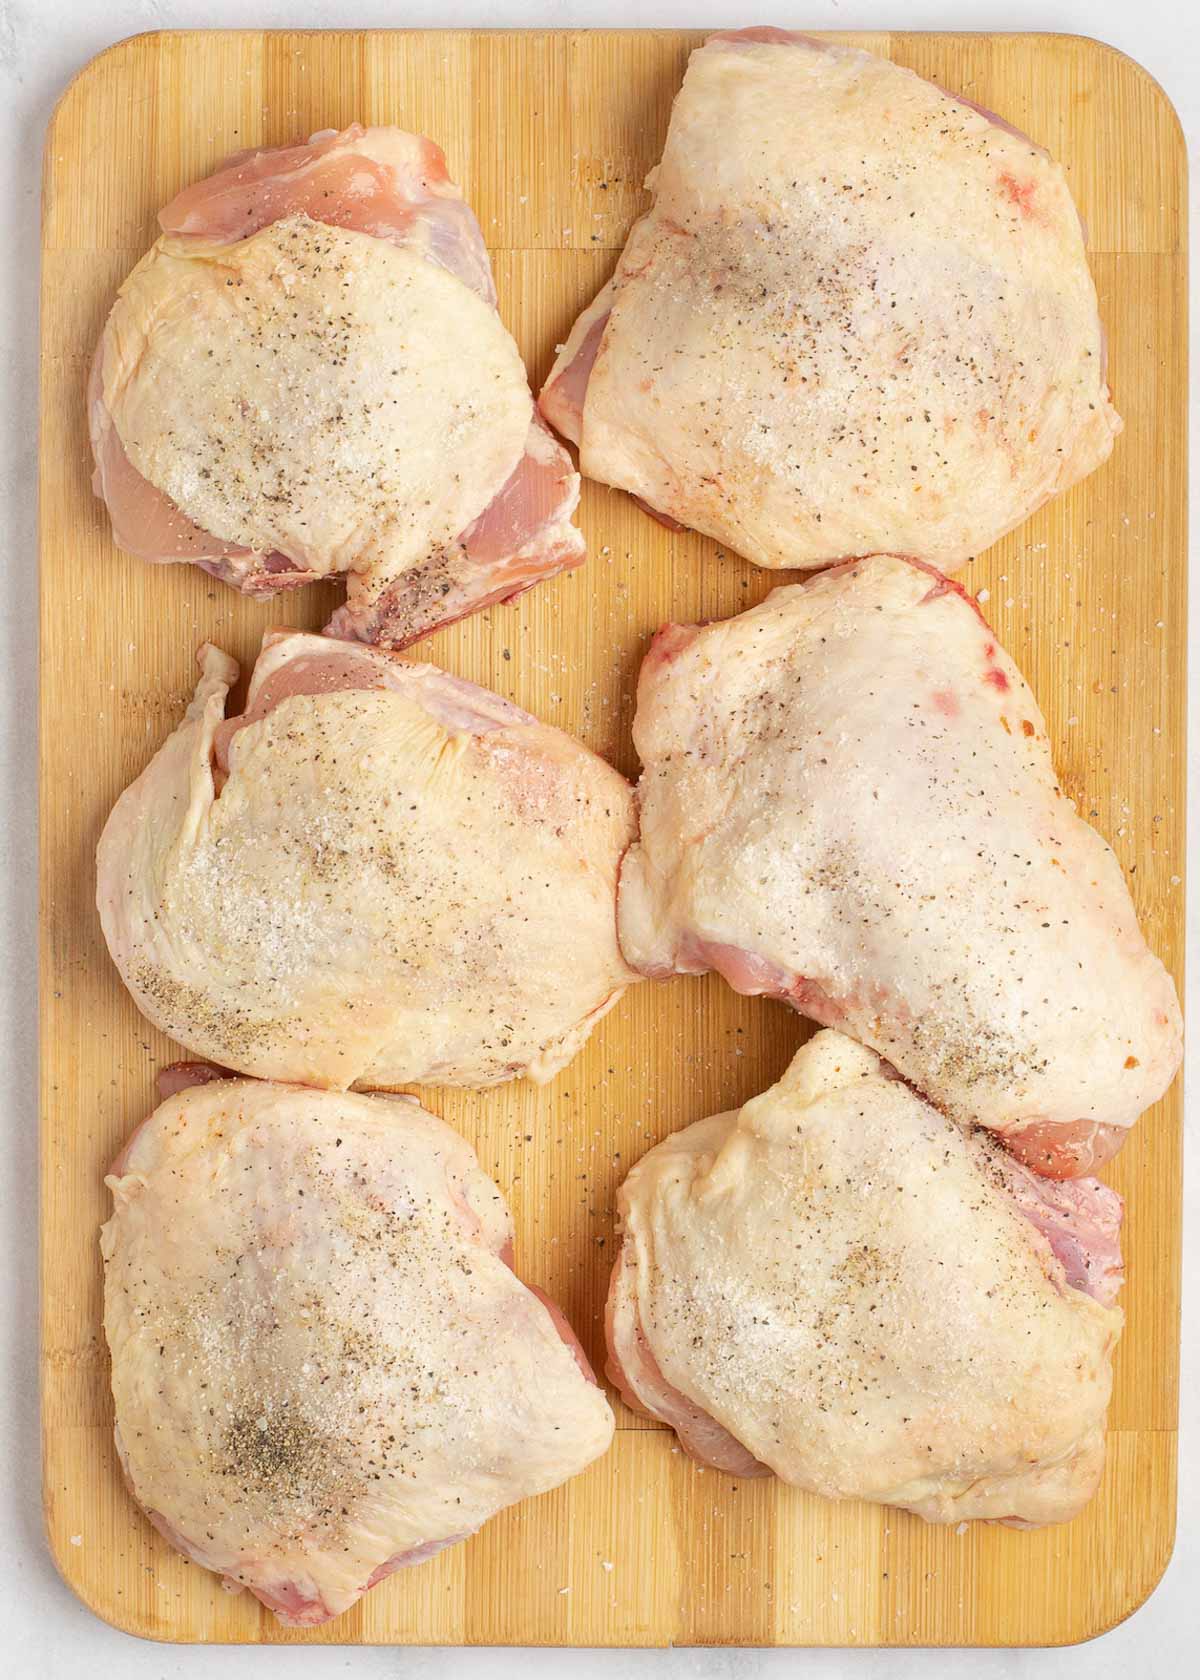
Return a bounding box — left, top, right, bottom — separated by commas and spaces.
541, 30, 1118, 569
607, 1030, 1122, 1526
103, 1075, 614, 1626
97, 631, 638, 1088
90, 126, 583, 646
619, 555, 1181, 1176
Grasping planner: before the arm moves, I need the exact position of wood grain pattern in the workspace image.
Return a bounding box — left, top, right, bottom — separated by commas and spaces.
39, 30, 1186, 1648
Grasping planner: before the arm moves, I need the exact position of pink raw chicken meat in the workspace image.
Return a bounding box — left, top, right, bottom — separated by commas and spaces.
618, 554, 1181, 1179
89, 125, 584, 647
102, 1075, 613, 1627
607, 1031, 1124, 1527
96, 631, 638, 1091
540, 29, 1118, 570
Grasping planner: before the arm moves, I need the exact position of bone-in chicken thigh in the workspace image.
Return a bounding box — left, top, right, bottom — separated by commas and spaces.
90, 126, 583, 646
607, 1030, 1122, 1526
97, 631, 637, 1089
541, 30, 1118, 569
103, 1076, 614, 1626
619, 556, 1181, 1176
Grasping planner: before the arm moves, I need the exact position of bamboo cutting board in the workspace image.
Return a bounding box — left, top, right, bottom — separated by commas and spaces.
39, 29, 1186, 1648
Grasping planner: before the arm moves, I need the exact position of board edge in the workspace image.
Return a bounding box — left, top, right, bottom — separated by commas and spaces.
40, 1460, 198, 1645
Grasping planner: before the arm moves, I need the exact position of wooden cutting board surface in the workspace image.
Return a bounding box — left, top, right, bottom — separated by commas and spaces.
39, 29, 1186, 1648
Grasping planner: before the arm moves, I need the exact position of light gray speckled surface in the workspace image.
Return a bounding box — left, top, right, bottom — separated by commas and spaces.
4, 2, 1195, 1673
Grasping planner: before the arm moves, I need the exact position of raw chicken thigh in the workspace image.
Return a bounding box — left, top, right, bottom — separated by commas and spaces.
90, 126, 583, 646
607, 1030, 1123, 1526
97, 631, 638, 1088
619, 555, 1181, 1177
541, 30, 1119, 569
103, 1075, 613, 1626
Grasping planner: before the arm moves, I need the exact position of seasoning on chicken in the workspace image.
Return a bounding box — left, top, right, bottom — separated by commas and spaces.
103, 1074, 613, 1627
90, 126, 584, 646
607, 1030, 1122, 1525
618, 555, 1180, 1177
541, 30, 1119, 569
97, 631, 638, 1089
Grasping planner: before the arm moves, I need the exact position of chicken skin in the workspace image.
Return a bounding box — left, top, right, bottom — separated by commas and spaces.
607, 1030, 1123, 1526
541, 30, 1118, 569
90, 125, 583, 646
103, 1075, 614, 1626
618, 555, 1181, 1177
97, 631, 638, 1089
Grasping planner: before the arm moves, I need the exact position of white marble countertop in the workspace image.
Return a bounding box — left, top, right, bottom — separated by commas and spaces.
3, 1, 1195, 1674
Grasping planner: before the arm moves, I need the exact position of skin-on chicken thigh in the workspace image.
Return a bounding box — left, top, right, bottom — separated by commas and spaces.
541, 30, 1119, 569
606, 1030, 1123, 1526
102, 1075, 614, 1626
90, 126, 584, 646
618, 555, 1181, 1177
97, 631, 638, 1089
